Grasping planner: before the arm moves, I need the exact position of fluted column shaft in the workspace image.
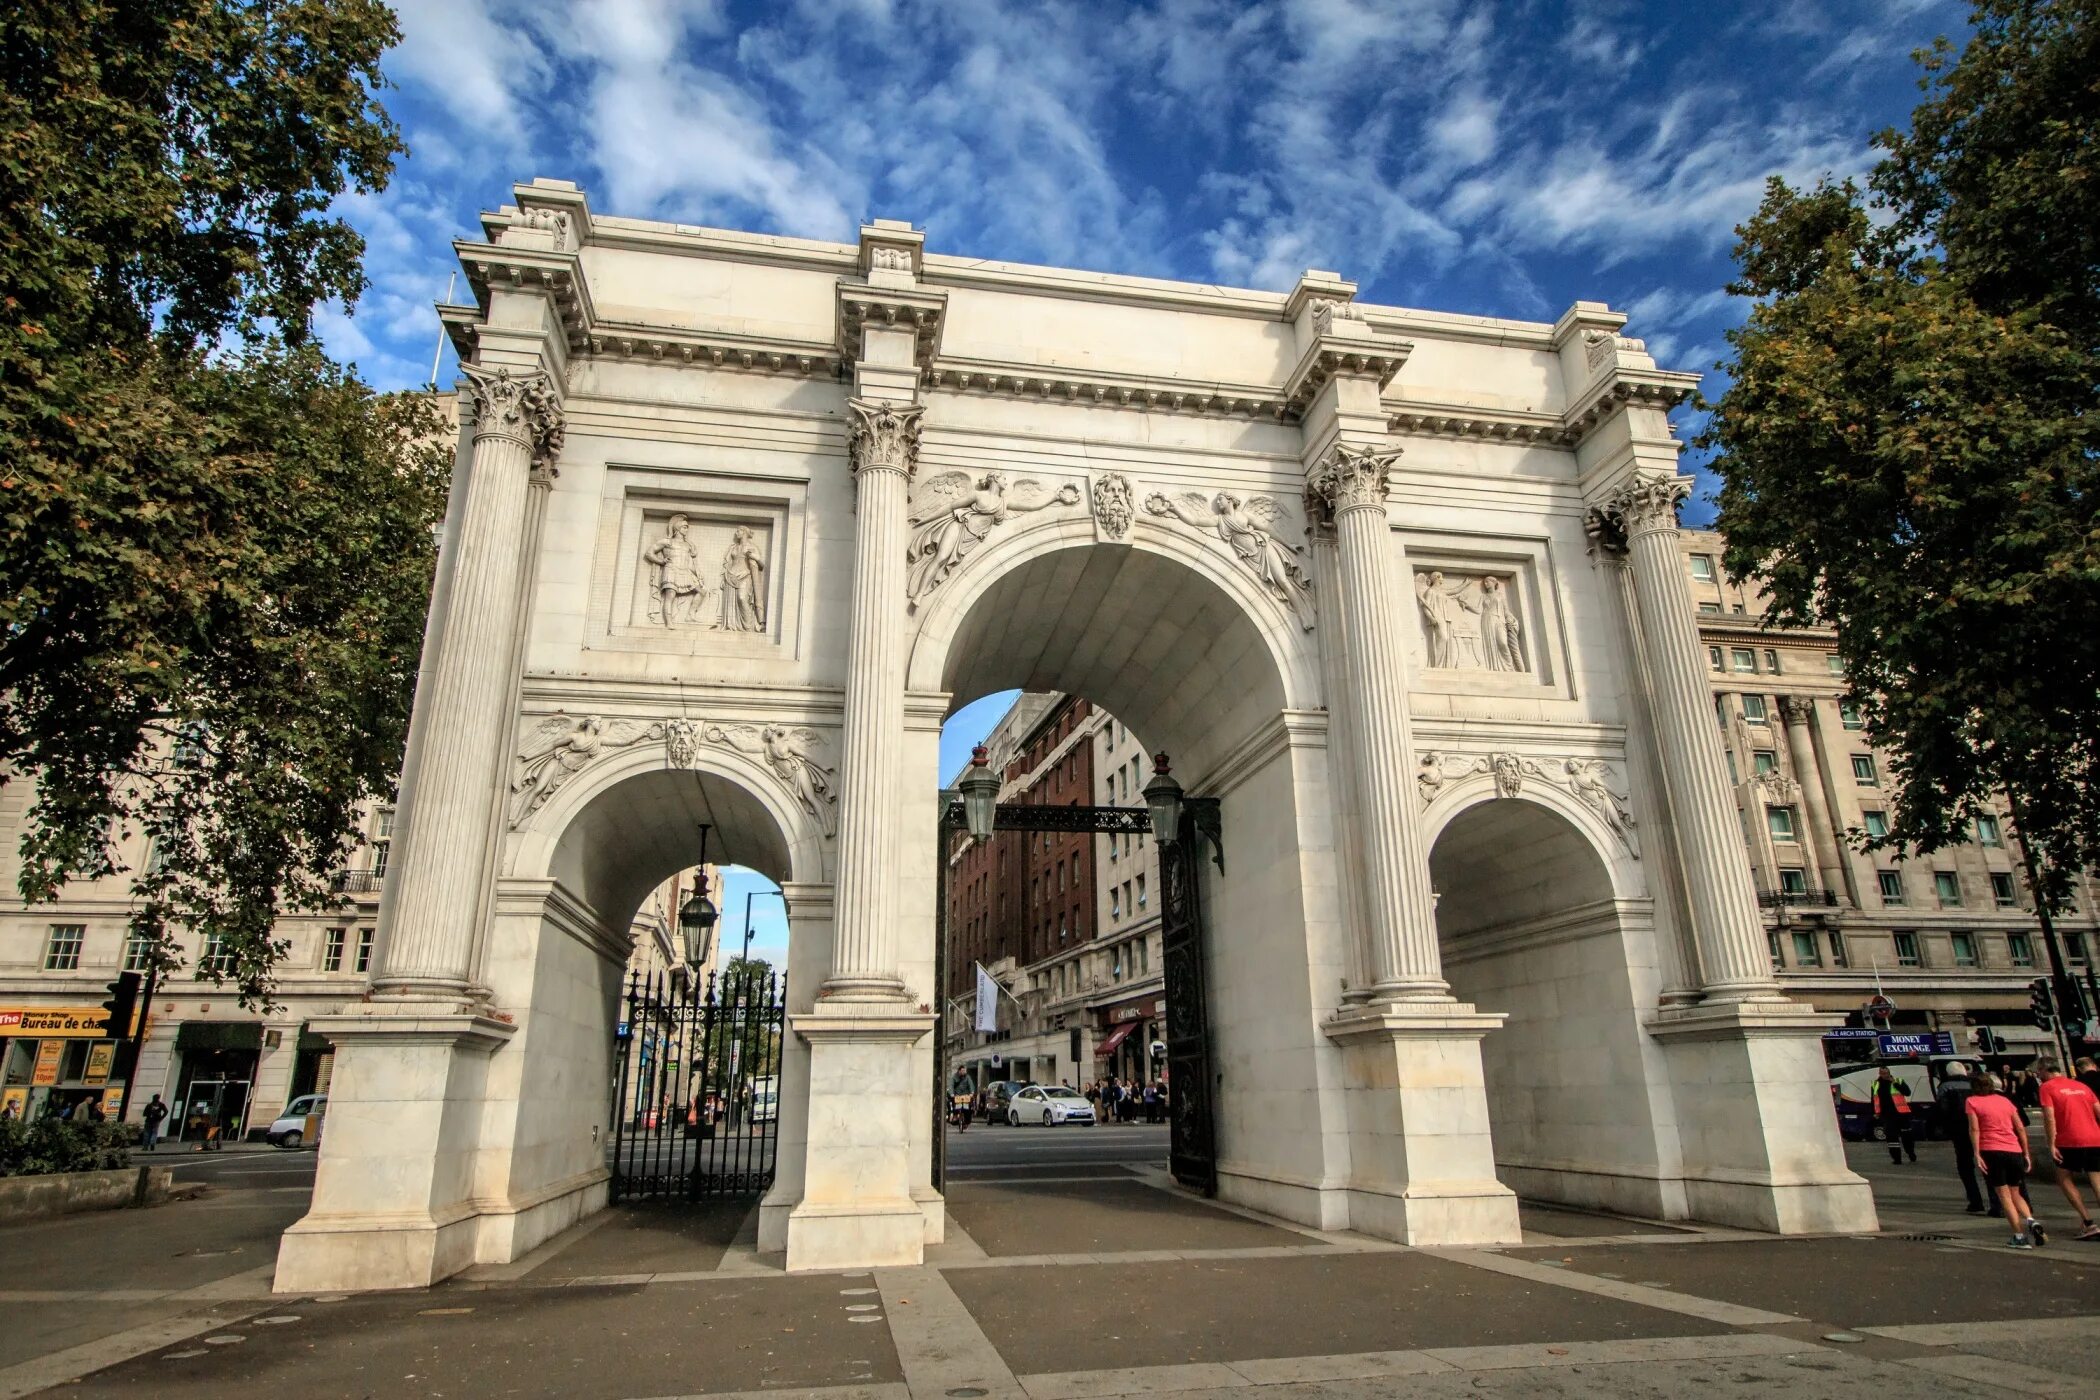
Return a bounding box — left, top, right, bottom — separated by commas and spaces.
1308, 523, 1373, 1001
1312, 445, 1446, 999
1604, 472, 1778, 999
824, 399, 923, 1000
378, 367, 562, 993
1780, 697, 1849, 901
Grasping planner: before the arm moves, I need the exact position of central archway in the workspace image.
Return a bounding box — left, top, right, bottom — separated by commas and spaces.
910, 520, 1356, 1231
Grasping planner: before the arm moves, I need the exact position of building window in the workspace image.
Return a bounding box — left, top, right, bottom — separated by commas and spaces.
201, 935, 238, 978
1991, 872, 2017, 907
122, 934, 154, 973
1879, 870, 1906, 905
1763, 649, 1781, 674
1975, 814, 2002, 847
1707, 646, 1724, 671
1767, 929, 1784, 970
1108, 833, 1118, 862
323, 927, 347, 972
1851, 754, 1878, 785
1110, 889, 1122, 920
1731, 647, 1757, 673
1862, 810, 1890, 839
1827, 654, 1845, 675
1699, 601, 1722, 615
1951, 931, 1979, 967
1753, 750, 1778, 774
2068, 932, 2089, 963
1839, 701, 1863, 730
2008, 932, 2035, 968
43, 924, 84, 971
1935, 871, 1963, 908
1136, 874, 1147, 908
1894, 930, 1922, 966
354, 929, 374, 974
1779, 867, 1809, 896
1829, 930, 1849, 968
1731, 602, 1747, 614
1766, 806, 1797, 841
1741, 695, 1769, 724
1689, 553, 1716, 581
1792, 931, 1822, 967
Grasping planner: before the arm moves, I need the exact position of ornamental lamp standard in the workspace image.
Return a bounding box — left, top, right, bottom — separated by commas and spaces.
958, 744, 1000, 844
678, 823, 719, 970
1143, 752, 1183, 844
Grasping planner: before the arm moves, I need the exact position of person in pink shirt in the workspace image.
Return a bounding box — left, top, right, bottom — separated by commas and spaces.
2036, 1059, 2100, 1241
1968, 1069, 2045, 1248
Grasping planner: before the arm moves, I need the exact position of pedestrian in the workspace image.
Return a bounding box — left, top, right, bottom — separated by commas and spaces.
82, 1097, 104, 1124
2077, 1056, 2100, 1099
2036, 1059, 2100, 1241
1086, 1081, 1101, 1125
1873, 1067, 1917, 1164
1967, 1069, 2046, 1248
1937, 1064, 1988, 1214
140, 1094, 168, 1152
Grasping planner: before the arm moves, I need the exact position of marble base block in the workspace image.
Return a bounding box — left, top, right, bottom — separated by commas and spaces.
1322, 1002, 1523, 1246
783, 1004, 933, 1274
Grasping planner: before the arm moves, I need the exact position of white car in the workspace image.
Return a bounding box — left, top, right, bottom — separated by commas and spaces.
266, 1094, 326, 1148
1007, 1085, 1095, 1126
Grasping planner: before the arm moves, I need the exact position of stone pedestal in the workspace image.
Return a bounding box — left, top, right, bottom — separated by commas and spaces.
1323, 1006, 1522, 1245
783, 1007, 933, 1272
1652, 1001, 1878, 1234
273, 1009, 515, 1293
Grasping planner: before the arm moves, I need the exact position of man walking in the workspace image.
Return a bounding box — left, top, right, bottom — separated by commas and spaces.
1938, 1064, 1987, 1213
1873, 1066, 1918, 1164
2036, 1060, 2100, 1240
1968, 1070, 2046, 1248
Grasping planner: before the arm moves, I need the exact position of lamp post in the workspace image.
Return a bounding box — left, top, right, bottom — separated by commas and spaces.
678, 824, 720, 971
958, 744, 1000, 844
1143, 752, 1183, 843
739, 888, 787, 967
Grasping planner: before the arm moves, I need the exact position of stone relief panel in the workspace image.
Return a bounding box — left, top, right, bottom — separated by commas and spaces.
588, 471, 801, 661
1143, 489, 1315, 630
635, 511, 773, 633
905, 470, 1081, 608
1414, 569, 1526, 673
1417, 749, 1639, 857
1092, 472, 1134, 541
510, 712, 839, 834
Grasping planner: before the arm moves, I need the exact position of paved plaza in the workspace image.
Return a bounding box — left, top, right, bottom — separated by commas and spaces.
2, 1130, 2096, 1399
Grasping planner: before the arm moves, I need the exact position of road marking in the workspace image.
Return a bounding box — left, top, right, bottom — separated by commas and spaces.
1856, 1315, 2100, 1345
876, 1265, 1024, 1400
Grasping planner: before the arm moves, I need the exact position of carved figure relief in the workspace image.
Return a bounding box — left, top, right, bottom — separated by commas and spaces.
462, 364, 564, 474
906, 471, 1081, 606
1144, 490, 1315, 630
515, 206, 573, 248
638, 514, 770, 632
1416, 751, 1640, 857
511, 714, 663, 826
1414, 570, 1526, 672
1583, 328, 1615, 368
704, 724, 839, 834
1092, 473, 1134, 540
511, 713, 840, 834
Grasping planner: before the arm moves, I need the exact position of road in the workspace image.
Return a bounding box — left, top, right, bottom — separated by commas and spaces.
156, 1145, 317, 1191
946, 1119, 1167, 1173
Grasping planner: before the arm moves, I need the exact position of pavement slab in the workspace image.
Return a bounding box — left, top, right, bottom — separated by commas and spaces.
943, 1249, 1720, 1376
942, 1181, 1313, 1259
1514, 1202, 1686, 1239
1509, 1235, 2100, 1329
525, 1200, 753, 1279
45, 1274, 904, 1399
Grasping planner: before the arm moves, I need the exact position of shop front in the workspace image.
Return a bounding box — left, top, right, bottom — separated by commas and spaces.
1095, 995, 1165, 1088
170, 1021, 262, 1143
0, 1005, 130, 1122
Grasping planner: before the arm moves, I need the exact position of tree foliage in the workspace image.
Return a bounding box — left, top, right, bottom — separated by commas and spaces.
1705, 0, 2100, 907
0, 1, 448, 1003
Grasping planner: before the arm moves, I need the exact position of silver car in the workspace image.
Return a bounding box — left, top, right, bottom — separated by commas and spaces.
266, 1094, 326, 1148
1007, 1085, 1095, 1126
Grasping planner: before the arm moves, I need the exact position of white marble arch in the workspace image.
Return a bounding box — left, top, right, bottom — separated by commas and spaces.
1426, 791, 1688, 1221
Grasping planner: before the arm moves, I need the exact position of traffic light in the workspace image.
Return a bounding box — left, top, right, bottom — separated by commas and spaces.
2030, 978, 2056, 1031
100, 972, 141, 1041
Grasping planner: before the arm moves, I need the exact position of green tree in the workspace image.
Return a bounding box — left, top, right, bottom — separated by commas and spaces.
0, 1, 448, 1004
1705, 0, 2100, 911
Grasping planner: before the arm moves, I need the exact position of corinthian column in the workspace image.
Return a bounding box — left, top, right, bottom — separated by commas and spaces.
824, 398, 923, 1001
1309, 443, 1445, 1000
1779, 696, 1849, 901
1595, 471, 1777, 999
377, 366, 563, 995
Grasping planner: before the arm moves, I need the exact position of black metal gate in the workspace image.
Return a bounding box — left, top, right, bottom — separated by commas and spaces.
935, 786, 1220, 1195
610, 968, 786, 1202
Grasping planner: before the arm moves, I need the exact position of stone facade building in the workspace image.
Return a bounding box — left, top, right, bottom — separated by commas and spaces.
1684, 528, 2100, 1055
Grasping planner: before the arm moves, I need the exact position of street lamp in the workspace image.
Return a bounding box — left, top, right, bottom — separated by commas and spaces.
958, 743, 1000, 844
678, 824, 719, 969
1143, 752, 1183, 843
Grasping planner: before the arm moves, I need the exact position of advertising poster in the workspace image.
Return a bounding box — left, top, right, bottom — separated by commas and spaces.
84, 1042, 115, 1085
100, 1086, 125, 1117
0, 1087, 26, 1118
31, 1039, 64, 1086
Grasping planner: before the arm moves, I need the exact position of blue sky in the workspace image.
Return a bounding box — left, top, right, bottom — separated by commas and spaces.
337, 0, 1971, 965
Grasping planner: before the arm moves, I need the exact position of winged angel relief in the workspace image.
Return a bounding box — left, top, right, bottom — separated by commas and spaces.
683, 721, 839, 835
511, 714, 662, 826
1143, 491, 1315, 629
906, 472, 1081, 606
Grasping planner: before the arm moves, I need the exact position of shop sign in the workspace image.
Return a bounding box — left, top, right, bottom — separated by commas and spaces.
84, 1042, 116, 1085
0, 1007, 111, 1038
99, 1087, 125, 1117
1823, 1029, 1877, 1041
31, 1039, 64, 1086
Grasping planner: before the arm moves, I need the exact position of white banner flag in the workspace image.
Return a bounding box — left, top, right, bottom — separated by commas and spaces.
975, 964, 1000, 1033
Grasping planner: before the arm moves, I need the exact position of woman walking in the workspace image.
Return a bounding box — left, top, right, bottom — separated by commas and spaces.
1967, 1070, 2046, 1248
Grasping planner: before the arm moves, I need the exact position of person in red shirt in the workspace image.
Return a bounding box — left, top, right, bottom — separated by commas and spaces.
1966, 1069, 2045, 1248
2036, 1059, 2100, 1241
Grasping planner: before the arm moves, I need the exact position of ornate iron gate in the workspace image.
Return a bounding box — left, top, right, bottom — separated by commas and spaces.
610, 968, 786, 1202
935, 786, 1220, 1195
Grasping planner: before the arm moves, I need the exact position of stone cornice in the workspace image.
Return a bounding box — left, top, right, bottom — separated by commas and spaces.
1281, 338, 1413, 418
923, 356, 1291, 419
1560, 366, 1702, 440
452, 240, 594, 351
1385, 403, 1571, 444
836, 282, 946, 369
586, 322, 842, 377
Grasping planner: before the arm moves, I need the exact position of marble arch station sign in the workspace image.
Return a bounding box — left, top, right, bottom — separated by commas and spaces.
271, 178, 1874, 1294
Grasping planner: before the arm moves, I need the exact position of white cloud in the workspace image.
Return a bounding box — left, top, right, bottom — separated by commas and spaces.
386, 0, 550, 148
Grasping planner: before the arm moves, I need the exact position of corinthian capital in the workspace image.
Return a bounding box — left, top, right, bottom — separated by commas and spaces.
1777, 694, 1817, 726
1307, 442, 1401, 519
1600, 469, 1690, 534
847, 398, 925, 481
463, 365, 565, 474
